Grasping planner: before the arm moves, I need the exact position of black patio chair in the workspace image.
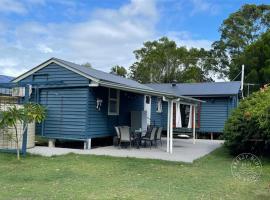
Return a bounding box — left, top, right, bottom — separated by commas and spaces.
155, 127, 163, 146
141, 127, 157, 148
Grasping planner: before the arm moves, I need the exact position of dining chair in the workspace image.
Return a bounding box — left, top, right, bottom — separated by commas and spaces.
141, 127, 157, 148
119, 126, 132, 148
155, 127, 163, 146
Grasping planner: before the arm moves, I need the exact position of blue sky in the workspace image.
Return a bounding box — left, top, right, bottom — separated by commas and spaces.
0, 0, 268, 76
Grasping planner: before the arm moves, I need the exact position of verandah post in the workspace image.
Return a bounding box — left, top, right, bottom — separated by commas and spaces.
167, 100, 171, 153
170, 100, 173, 154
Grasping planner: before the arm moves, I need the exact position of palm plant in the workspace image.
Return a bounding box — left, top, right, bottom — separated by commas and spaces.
0, 103, 46, 160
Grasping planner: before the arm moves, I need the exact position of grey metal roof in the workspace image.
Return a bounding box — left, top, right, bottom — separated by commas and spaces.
54, 58, 154, 91
145, 81, 241, 97
0, 75, 13, 83
12, 57, 202, 103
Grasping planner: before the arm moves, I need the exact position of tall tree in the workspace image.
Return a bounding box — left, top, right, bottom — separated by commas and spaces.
129, 37, 214, 83
213, 4, 270, 79
110, 65, 127, 77
235, 30, 270, 89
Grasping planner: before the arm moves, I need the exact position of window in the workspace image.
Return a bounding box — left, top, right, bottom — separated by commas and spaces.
156, 97, 163, 113
108, 88, 120, 115
145, 95, 150, 104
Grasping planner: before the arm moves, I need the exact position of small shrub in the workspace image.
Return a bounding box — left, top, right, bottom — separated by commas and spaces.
224, 85, 270, 155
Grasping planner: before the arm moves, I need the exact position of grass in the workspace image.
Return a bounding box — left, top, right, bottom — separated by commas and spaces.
0, 147, 270, 200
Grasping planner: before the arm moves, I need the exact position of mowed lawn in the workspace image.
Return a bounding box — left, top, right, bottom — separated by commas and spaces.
0, 147, 270, 200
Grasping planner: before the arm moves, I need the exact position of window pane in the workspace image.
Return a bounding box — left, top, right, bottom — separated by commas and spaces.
110, 89, 117, 99
146, 96, 150, 104
109, 100, 117, 113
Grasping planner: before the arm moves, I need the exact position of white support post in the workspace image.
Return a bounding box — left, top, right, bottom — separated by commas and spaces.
193, 105, 196, 144
170, 101, 173, 154
48, 139, 55, 148
84, 139, 92, 150
167, 100, 171, 153
87, 138, 91, 150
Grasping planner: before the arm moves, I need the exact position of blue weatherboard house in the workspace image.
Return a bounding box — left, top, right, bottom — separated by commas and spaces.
146, 82, 241, 135
12, 58, 201, 150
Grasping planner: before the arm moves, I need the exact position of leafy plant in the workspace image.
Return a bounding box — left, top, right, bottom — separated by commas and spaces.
224, 85, 270, 155
0, 103, 46, 160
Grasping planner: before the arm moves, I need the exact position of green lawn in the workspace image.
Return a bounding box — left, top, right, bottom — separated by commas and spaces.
0, 147, 269, 200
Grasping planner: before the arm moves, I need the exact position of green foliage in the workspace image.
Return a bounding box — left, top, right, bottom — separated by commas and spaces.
214, 4, 270, 80
110, 65, 127, 77
0, 103, 46, 160
233, 31, 270, 90
224, 85, 270, 155
129, 37, 214, 83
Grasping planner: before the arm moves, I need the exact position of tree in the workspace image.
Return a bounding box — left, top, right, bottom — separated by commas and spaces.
110, 65, 127, 77
0, 103, 46, 160
224, 85, 270, 155
82, 62, 92, 68
234, 31, 270, 90
213, 4, 270, 79
129, 37, 214, 83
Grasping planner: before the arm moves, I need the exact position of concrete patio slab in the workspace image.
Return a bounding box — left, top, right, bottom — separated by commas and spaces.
28, 139, 223, 163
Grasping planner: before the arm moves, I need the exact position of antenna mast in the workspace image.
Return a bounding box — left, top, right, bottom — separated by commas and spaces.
241, 64, 245, 98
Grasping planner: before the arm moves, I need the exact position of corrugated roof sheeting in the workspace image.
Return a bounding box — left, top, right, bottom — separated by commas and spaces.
146, 82, 241, 96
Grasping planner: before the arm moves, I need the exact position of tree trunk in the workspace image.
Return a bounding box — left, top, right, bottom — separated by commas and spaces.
13, 123, 20, 160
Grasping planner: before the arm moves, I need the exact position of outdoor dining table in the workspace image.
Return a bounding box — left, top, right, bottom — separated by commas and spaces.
133, 129, 146, 149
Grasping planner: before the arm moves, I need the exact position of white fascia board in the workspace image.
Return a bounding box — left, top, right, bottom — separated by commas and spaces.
12, 58, 100, 83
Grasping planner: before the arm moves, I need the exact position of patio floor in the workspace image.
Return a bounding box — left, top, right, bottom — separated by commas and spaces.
28, 139, 223, 163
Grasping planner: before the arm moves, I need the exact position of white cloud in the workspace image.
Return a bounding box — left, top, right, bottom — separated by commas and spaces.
0, 0, 158, 76
37, 44, 53, 53
190, 0, 219, 15
167, 31, 212, 49
0, 0, 214, 78
0, 0, 27, 14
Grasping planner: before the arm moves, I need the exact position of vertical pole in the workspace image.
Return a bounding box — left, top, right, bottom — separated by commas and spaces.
22, 85, 30, 156
170, 100, 173, 154
193, 105, 196, 144
241, 64, 245, 98
167, 100, 171, 153
87, 138, 92, 150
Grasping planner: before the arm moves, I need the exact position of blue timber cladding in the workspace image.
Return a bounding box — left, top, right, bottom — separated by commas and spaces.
87, 87, 144, 138
18, 63, 90, 140
198, 97, 232, 133
150, 96, 167, 127
20, 62, 89, 85
39, 88, 88, 139
150, 96, 238, 133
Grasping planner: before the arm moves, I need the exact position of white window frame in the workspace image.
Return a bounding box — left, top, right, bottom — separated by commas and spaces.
108, 88, 120, 115
156, 97, 163, 113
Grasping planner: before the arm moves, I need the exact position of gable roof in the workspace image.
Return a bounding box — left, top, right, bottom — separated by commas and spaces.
12, 58, 202, 103
145, 82, 241, 97
0, 75, 13, 83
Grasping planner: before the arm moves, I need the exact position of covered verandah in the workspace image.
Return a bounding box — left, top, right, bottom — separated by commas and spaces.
164, 96, 202, 154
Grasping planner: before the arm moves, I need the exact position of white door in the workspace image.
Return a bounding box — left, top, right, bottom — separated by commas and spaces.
144, 95, 151, 125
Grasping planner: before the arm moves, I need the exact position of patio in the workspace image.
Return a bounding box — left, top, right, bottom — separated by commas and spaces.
28, 139, 223, 163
